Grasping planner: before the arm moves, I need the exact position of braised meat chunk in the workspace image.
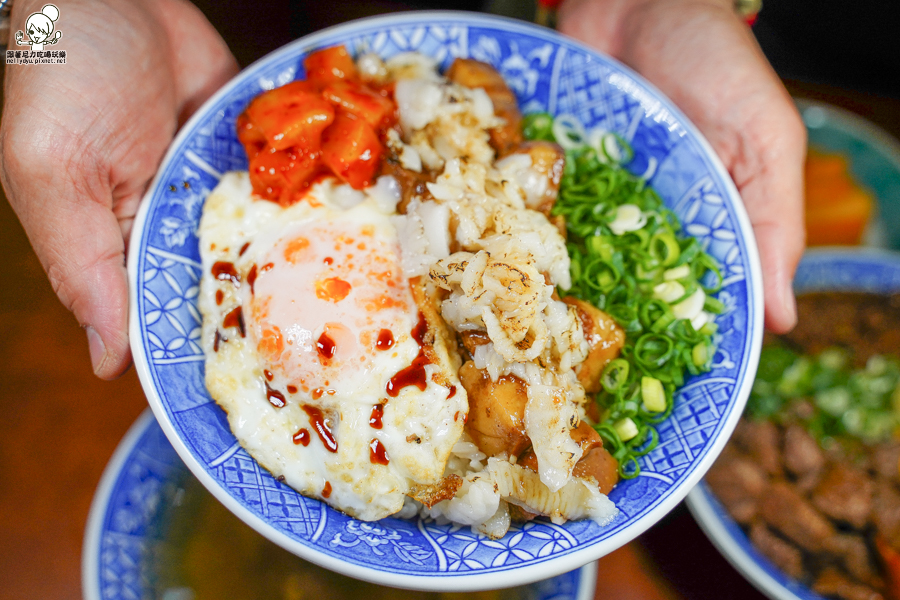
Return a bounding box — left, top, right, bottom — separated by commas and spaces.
563, 297, 625, 393
503, 141, 566, 215
446, 58, 522, 156
458, 361, 529, 458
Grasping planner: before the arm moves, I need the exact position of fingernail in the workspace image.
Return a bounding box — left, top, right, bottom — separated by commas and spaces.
86, 326, 107, 374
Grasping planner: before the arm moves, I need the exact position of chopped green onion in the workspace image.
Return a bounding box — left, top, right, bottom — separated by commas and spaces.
521, 112, 555, 141
614, 417, 639, 441
525, 113, 721, 476
818, 347, 848, 371
641, 377, 667, 412
747, 345, 900, 444
601, 359, 630, 393
654, 281, 685, 303
664, 265, 691, 281
704, 296, 726, 315
650, 232, 681, 266
692, 342, 710, 367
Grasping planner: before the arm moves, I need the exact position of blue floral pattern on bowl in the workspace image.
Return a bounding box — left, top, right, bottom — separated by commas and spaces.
687, 249, 900, 600
82, 411, 595, 600
127, 12, 762, 589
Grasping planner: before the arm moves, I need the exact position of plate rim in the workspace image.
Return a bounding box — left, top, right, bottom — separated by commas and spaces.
81, 409, 158, 600
126, 9, 764, 590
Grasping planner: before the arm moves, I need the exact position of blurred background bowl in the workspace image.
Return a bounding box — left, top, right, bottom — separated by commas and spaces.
82, 411, 598, 600
686, 248, 900, 600
798, 99, 900, 250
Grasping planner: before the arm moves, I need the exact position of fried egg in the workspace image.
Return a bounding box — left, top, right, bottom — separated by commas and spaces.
198, 172, 467, 521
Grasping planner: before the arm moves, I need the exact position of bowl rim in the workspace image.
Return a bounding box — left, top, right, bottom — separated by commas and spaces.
796, 98, 900, 172
686, 246, 900, 600
81, 409, 600, 600
686, 482, 818, 600
126, 9, 764, 590
82, 410, 157, 600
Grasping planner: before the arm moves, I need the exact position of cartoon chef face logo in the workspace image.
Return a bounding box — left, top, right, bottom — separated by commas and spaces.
14, 4, 62, 52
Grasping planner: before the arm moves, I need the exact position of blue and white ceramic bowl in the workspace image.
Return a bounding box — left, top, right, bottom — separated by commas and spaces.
127, 11, 763, 591
686, 249, 900, 600
82, 410, 597, 600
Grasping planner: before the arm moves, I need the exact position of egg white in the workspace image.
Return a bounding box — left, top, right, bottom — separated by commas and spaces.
198, 172, 467, 521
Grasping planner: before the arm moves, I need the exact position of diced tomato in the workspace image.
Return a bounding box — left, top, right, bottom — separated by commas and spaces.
320, 112, 382, 190
376, 81, 396, 100
236, 112, 267, 160
304, 45, 357, 84
249, 146, 320, 205
321, 79, 396, 129
245, 81, 334, 151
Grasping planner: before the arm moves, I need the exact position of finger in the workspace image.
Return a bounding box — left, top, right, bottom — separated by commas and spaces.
752, 218, 803, 333
728, 104, 807, 333
154, 0, 240, 123
561, 0, 807, 331
1, 119, 132, 379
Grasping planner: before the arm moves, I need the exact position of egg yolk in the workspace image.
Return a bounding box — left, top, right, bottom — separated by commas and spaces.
247, 214, 414, 395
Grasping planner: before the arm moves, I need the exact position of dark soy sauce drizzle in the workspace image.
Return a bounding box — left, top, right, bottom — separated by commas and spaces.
292, 429, 310, 446
302, 405, 337, 452
376, 329, 394, 350
386, 313, 429, 398
369, 404, 384, 429
265, 382, 286, 408
369, 439, 389, 465
223, 307, 246, 337
317, 332, 336, 360
212, 261, 240, 286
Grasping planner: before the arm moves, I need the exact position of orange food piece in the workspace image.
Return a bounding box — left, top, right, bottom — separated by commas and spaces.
320, 112, 383, 189
804, 150, 874, 246
236, 112, 267, 160
282, 237, 311, 263
236, 45, 393, 203
304, 45, 358, 84
321, 79, 396, 129
248, 146, 320, 205
257, 327, 285, 362
244, 81, 335, 151
315, 277, 352, 302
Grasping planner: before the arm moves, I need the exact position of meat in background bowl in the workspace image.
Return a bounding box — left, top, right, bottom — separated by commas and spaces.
127, 11, 763, 591
687, 248, 900, 600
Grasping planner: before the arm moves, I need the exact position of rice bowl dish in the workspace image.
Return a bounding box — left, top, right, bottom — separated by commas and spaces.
128, 12, 762, 591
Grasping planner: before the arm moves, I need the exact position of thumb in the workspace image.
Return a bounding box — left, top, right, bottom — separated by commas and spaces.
72, 239, 132, 379
36, 198, 131, 379
1, 131, 132, 379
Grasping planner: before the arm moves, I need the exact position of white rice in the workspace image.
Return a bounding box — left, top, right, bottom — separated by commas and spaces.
368, 53, 618, 536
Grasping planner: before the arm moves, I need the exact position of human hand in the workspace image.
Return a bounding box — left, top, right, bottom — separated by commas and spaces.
558, 0, 806, 333
1, 0, 238, 378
